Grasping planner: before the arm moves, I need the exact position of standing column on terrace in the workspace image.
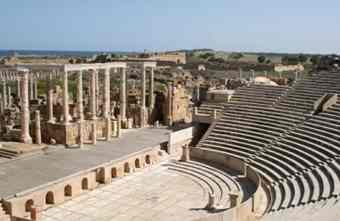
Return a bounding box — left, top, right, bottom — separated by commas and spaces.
120, 68, 127, 121
195, 84, 200, 103
77, 70, 84, 148
47, 73, 55, 123
8, 86, 12, 108
140, 66, 146, 127
62, 71, 70, 124
33, 78, 38, 99
103, 68, 111, 119
149, 67, 155, 110
17, 78, 21, 100
20, 70, 32, 144
90, 70, 97, 119
167, 82, 173, 126
95, 69, 99, 113
141, 66, 146, 108
29, 77, 34, 100
2, 80, 7, 109
77, 70, 84, 121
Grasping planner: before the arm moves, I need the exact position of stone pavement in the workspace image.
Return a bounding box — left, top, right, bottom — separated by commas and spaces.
0, 127, 171, 199
41, 164, 210, 221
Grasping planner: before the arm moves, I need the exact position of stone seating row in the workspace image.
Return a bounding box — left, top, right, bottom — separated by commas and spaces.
166, 160, 242, 209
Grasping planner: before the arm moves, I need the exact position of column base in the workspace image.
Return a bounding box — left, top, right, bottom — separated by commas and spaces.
21, 135, 33, 144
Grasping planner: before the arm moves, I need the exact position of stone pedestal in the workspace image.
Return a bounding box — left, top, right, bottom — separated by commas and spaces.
127, 118, 133, 129
105, 118, 111, 141
117, 116, 122, 138
181, 144, 190, 162
92, 121, 97, 145
205, 193, 216, 210
78, 121, 84, 148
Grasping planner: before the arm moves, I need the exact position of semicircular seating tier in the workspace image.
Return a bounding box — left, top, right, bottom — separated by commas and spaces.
195, 72, 340, 220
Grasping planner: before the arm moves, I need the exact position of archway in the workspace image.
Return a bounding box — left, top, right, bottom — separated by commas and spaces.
96, 168, 105, 184
25, 199, 34, 212
111, 167, 117, 178
124, 162, 130, 174
45, 191, 54, 205
81, 178, 89, 190
135, 158, 141, 169
64, 185, 72, 197
145, 155, 151, 165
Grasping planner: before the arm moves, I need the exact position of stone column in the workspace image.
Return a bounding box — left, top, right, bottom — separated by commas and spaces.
47, 73, 54, 123
105, 117, 111, 141
17, 78, 21, 99
77, 71, 84, 148
95, 70, 99, 113
103, 68, 110, 119
141, 66, 146, 108
149, 67, 154, 109
29, 77, 34, 100
90, 70, 97, 119
33, 79, 38, 99
2, 80, 7, 109
7, 86, 12, 107
62, 71, 70, 124
120, 68, 127, 121
20, 71, 32, 144
77, 71, 84, 121
35, 110, 42, 145
195, 84, 200, 102
167, 82, 173, 126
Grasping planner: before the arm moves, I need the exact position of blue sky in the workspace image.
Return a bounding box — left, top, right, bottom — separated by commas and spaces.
0, 0, 339, 54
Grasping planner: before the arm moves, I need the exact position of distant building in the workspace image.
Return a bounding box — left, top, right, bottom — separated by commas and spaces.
274, 64, 304, 72
149, 52, 186, 64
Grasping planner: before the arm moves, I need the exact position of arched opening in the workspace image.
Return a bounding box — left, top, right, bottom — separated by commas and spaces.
124, 162, 130, 174
135, 158, 141, 169
145, 155, 151, 165
45, 191, 54, 205
25, 199, 34, 212
81, 178, 89, 190
64, 185, 72, 197
96, 168, 105, 184
111, 167, 117, 178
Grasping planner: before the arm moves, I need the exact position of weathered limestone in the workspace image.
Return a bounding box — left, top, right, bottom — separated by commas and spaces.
90, 70, 97, 120
103, 68, 110, 119
78, 121, 84, 148
35, 110, 42, 145
120, 68, 127, 122
20, 70, 32, 144
47, 73, 55, 123
62, 71, 70, 124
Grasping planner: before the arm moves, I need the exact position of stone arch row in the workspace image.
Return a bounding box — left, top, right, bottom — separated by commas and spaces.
18, 152, 158, 219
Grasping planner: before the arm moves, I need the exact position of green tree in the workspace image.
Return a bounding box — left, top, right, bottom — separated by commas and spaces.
257, 55, 266, 63
229, 52, 244, 60
298, 54, 308, 63
310, 55, 321, 65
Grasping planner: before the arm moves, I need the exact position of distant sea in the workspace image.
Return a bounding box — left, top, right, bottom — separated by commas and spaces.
0, 49, 131, 57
